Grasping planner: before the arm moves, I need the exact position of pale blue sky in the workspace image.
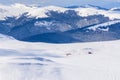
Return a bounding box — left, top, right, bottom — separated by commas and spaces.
0, 0, 120, 8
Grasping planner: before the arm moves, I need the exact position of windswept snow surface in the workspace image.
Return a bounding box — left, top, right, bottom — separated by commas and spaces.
0, 34, 120, 80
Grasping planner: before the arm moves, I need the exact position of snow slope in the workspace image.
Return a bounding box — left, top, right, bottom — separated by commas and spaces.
0, 34, 120, 80
87, 20, 120, 31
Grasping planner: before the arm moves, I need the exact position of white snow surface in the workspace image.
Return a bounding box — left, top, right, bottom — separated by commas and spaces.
0, 3, 120, 20
0, 34, 120, 80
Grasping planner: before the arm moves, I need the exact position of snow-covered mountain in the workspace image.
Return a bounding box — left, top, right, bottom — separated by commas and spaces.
0, 4, 120, 43
0, 3, 120, 20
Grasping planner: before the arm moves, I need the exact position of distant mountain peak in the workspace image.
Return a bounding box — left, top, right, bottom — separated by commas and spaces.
66, 4, 108, 10
80, 4, 108, 10
65, 5, 81, 8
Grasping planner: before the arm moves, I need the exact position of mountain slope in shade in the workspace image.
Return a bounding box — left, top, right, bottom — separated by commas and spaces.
20, 20, 120, 43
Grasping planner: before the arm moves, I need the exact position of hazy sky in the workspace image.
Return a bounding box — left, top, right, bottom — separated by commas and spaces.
0, 0, 120, 8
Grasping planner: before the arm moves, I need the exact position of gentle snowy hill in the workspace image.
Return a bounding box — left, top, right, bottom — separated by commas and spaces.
0, 34, 14, 41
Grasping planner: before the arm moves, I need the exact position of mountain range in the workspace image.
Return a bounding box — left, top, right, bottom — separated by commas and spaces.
0, 4, 120, 43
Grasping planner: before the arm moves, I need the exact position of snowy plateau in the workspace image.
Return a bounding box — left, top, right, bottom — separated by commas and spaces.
0, 4, 120, 80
